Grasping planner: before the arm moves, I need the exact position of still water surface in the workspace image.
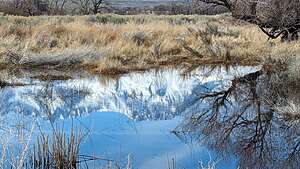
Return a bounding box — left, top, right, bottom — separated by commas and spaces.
0, 66, 263, 168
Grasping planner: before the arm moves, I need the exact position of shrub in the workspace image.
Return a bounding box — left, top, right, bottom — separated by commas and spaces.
87, 14, 128, 24
131, 31, 149, 46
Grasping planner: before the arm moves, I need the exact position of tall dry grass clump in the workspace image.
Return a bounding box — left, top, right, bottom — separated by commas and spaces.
27, 129, 82, 169
0, 125, 132, 169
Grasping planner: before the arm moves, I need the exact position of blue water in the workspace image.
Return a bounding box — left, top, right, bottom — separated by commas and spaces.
0, 67, 261, 169
2, 66, 300, 169
37, 111, 237, 169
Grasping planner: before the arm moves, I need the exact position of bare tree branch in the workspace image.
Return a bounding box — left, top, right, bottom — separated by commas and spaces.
196, 0, 300, 41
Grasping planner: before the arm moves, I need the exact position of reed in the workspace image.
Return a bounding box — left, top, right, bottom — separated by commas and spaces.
27, 127, 82, 169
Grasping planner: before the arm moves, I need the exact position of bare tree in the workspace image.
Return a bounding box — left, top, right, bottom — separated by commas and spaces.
196, 0, 300, 41
46, 0, 68, 15
23, 0, 39, 15
197, 0, 234, 10
90, 0, 103, 14
72, 0, 90, 14
0, 0, 50, 16
191, 0, 229, 14
71, 0, 105, 14
11, 0, 23, 9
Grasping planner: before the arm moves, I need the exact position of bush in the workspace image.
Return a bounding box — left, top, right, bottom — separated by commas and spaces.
87, 14, 128, 24
167, 16, 197, 25
131, 31, 149, 46
205, 23, 240, 38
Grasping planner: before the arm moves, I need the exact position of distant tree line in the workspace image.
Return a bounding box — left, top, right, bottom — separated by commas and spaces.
112, 2, 227, 15
0, 0, 229, 16
0, 0, 107, 15
151, 2, 227, 15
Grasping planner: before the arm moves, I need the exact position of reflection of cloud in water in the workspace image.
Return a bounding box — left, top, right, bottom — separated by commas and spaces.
0, 66, 260, 122
0, 66, 259, 169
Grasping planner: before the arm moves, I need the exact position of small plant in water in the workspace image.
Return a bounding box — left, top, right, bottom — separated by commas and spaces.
27, 128, 82, 169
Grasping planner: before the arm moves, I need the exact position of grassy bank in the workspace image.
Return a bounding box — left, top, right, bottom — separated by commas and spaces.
0, 13, 299, 74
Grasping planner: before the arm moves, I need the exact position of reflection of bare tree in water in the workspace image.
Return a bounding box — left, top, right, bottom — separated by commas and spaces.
174, 67, 300, 169
27, 80, 90, 122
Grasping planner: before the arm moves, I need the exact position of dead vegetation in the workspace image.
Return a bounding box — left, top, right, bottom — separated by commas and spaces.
0, 14, 299, 75
28, 129, 82, 169
197, 0, 300, 42
1, 125, 133, 169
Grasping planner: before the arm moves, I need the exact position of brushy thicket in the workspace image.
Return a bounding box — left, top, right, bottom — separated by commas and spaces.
0, 14, 299, 74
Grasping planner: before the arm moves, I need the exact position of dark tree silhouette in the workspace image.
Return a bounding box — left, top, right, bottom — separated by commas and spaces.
91, 0, 103, 14
71, 0, 105, 14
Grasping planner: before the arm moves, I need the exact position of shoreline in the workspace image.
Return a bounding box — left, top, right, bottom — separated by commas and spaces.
0, 14, 299, 75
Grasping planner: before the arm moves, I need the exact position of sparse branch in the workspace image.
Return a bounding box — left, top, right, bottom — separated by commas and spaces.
196, 0, 300, 41
197, 0, 233, 10
91, 0, 103, 14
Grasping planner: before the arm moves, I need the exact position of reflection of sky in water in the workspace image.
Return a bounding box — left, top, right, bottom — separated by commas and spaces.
0, 66, 259, 120
0, 66, 260, 169
38, 112, 237, 169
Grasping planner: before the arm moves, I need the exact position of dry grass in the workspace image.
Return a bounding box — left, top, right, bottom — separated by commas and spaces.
0, 124, 135, 169
27, 129, 82, 169
0, 13, 299, 74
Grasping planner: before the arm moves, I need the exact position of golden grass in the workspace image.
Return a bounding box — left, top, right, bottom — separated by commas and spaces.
29, 129, 81, 169
0, 13, 299, 74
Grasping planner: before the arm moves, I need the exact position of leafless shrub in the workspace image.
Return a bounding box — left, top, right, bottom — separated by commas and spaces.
178, 24, 238, 59
2, 50, 23, 65
45, 0, 68, 15
0, 0, 50, 16
177, 37, 204, 58
71, 0, 105, 14
131, 31, 149, 46
197, 0, 300, 41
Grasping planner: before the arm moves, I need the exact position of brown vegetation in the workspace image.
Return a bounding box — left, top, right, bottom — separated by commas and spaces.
0, 14, 299, 75
197, 0, 300, 41
28, 130, 82, 169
